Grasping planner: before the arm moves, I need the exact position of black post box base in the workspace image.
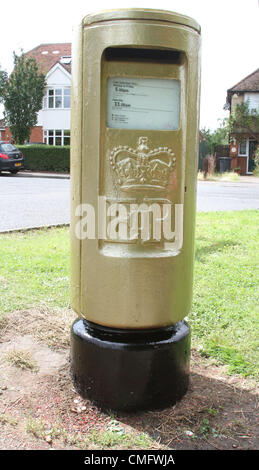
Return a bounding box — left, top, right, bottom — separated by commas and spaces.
70, 318, 190, 412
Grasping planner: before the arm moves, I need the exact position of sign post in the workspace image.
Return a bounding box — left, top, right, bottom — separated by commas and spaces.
70, 9, 201, 411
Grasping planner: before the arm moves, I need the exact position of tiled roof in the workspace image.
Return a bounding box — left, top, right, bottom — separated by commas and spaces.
25, 43, 72, 75
229, 68, 259, 92
58, 62, 72, 74
227, 68, 259, 103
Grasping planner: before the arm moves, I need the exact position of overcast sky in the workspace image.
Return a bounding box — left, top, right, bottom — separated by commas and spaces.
0, 0, 258, 129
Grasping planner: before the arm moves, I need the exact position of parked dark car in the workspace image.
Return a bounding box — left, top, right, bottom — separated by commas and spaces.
0, 141, 24, 174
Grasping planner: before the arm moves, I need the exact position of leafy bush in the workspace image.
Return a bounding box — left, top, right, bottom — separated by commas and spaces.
17, 145, 70, 172
253, 146, 259, 176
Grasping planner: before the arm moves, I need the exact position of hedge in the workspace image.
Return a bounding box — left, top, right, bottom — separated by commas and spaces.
17, 145, 70, 172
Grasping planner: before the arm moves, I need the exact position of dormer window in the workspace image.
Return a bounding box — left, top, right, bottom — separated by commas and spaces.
43, 87, 71, 109
60, 56, 72, 65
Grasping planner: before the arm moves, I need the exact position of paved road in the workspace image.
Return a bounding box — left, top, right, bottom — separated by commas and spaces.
0, 175, 258, 232
0, 174, 70, 232
197, 180, 259, 212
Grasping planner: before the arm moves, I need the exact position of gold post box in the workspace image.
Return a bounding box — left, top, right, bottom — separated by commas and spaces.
70, 9, 201, 411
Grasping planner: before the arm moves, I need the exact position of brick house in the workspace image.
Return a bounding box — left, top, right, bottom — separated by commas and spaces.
2, 43, 72, 145
0, 118, 6, 141
226, 68, 259, 175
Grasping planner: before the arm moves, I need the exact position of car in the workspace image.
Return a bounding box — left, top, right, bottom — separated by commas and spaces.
0, 141, 24, 174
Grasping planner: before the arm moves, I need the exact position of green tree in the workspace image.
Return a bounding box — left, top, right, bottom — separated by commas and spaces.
253, 146, 259, 176
0, 68, 8, 102
0, 52, 46, 144
229, 101, 259, 142
200, 119, 229, 154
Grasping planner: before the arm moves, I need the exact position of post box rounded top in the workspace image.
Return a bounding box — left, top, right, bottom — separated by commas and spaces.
83, 8, 201, 34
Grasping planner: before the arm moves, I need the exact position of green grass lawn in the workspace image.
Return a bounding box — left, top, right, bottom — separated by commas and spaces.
0, 211, 258, 379
0, 227, 70, 313
192, 210, 259, 378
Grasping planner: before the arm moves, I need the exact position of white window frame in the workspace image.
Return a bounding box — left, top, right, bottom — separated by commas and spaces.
43, 87, 71, 110
244, 93, 259, 113
43, 129, 70, 146
238, 139, 248, 156
60, 56, 72, 65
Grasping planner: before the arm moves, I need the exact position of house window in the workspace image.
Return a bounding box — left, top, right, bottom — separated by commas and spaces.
238, 139, 248, 156
244, 93, 259, 113
44, 129, 70, 146
60, 56, 72, 65
43, 88, 71, 109
64, 130, 70, 145
63, 89, 71, 108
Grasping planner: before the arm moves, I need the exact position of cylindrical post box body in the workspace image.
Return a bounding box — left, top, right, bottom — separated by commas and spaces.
70, 9, 201, 410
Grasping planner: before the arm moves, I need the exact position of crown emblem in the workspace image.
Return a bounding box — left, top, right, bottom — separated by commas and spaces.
109, 137, 176, 192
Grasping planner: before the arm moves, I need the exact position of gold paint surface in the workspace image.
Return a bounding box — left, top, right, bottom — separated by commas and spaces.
71, 9, 201, 328
70, 22, 83, 314
83, 8, 201, 33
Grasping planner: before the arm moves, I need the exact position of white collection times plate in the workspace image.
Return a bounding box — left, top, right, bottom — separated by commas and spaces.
106, 77, 180, 131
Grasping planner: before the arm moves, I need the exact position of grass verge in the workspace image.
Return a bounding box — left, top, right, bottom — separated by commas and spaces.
0, 227, 69, 313
0, 211, 258, 378
192, 210, 259, 378
197, 171, 240, 181
26, 416, 156, 449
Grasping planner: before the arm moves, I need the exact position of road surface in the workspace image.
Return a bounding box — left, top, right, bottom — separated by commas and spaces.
0, 174, 258, 232
0, 175, 70, 232
197, 180, 259, 212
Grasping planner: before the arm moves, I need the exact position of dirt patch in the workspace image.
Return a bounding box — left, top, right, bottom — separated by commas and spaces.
0, 308, 258, 450
0, 335, 67, 401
